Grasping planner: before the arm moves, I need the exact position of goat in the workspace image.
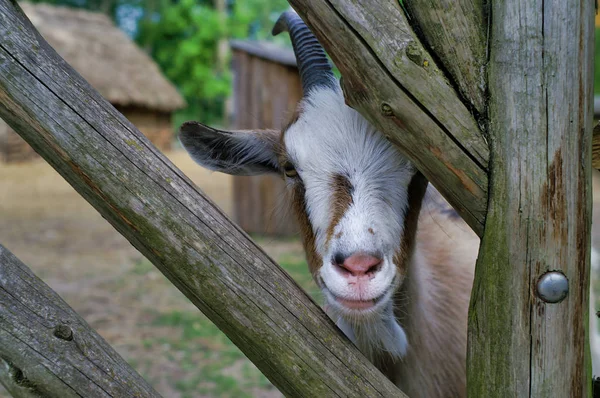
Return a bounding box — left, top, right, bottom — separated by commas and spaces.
179, 10, 597, 397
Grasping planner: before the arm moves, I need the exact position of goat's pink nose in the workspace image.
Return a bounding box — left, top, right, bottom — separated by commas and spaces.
335, 253, 383, 277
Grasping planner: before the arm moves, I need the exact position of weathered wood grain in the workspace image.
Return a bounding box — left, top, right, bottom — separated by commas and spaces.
0, 2, 404, 396
467, 1, 594, 396
288, 0, 488, 236
0, 244, 161, 398
402, 0, 487, 116
593, 122, 600, 169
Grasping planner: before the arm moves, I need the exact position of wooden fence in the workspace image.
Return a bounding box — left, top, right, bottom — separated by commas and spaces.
0, 0, 595, 397
0, 244, 160, 397
0, 2, 402, 396
287, 0, 594, 396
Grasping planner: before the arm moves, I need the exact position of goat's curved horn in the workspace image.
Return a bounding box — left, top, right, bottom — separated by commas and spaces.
272, 10, 336, 95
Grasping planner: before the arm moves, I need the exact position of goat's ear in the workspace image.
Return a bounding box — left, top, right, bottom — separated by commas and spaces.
179, 122, 281, 176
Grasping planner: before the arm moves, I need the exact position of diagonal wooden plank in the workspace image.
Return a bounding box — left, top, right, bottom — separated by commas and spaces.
288, 0, 489, 236
0, 1, 404, 396
0, 244, 162, 398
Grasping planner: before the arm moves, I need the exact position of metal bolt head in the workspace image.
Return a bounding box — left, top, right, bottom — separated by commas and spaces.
536, 271, 568, 303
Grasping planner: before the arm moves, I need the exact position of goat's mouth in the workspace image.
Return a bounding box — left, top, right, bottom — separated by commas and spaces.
332, 295, 380, 310
321, 277, 398, 315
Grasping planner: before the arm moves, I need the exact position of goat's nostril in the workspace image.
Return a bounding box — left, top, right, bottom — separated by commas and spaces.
332, 252, 352, 275
366, 262, 382, 275
335, 262, 352, 276
333, 252, 347, 267
333, 252, 383, 277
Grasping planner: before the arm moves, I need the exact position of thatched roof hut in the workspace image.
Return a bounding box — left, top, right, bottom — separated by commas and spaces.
0, 2, 186, 162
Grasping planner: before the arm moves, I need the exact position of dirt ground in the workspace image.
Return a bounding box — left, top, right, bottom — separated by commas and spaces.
2, 150, 600, 397
0, 149, 306, 398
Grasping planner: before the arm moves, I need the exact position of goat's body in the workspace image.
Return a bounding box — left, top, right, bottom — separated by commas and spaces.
377, 188, 478, 397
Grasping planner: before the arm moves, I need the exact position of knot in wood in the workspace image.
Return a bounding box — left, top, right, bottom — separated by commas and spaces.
53, 324, 73, 341
405, 42, 428, 68
380, 103, 394, 117
1, 359, 36, 390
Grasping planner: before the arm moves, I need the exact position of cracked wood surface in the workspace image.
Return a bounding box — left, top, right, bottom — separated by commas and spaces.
593, 122, 600, 169
402, 0, 487, 116
0, 2, 404, 397
288, 0, 489, 236
467, 1, 594, 396
0, 244, 161, 398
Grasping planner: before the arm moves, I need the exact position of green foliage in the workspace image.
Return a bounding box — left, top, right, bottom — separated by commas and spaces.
136, 0, 289, 124
138, 0, 225, 101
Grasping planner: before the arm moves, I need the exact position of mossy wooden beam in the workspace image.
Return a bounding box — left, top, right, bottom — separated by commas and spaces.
467, 1, 594, 396
288, 0, 489, 236
0, 2, 404, 396
401, 0, 487, 116
0, 244, 161, 398
592, 122, 600, 169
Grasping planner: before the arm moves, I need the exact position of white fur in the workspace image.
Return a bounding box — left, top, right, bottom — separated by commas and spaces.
284, 85, 415, 358
334, 301, 408, 361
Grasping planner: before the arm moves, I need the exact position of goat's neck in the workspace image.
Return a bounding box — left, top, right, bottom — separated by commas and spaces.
390, 235, 471, 397
371, 247, 427, 383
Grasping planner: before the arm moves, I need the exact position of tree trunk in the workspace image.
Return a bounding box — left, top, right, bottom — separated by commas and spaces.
0, 1, 404, 396
0, 244, 161, 398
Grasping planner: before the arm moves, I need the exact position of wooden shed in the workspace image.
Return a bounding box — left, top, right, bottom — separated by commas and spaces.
230, 40, 302, 236
0, 2, 185, 163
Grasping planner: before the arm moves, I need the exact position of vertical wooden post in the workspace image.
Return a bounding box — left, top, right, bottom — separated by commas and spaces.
467, 1, 594, 396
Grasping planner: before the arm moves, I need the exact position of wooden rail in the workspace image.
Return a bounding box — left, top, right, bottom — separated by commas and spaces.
288, 0, 489, 236
0, 244, 161, 398
0, 0, 594, 396
0, 1, 404, 396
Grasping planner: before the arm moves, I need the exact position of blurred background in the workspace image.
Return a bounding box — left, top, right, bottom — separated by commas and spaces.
0, 3, 599, 398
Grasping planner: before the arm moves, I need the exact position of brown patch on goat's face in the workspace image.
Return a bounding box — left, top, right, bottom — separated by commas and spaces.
325, 174, 354, 249
393, 172, 428, 274
290, 181, 321, 276
280, 104, 303, 142
368, 228, 375, 235
277, 105, 303, 178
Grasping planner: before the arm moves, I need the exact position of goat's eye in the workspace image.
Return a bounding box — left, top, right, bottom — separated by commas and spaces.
283, 162, 298, 178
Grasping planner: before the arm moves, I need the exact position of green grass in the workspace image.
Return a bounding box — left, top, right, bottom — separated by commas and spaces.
130, 244, 319, 397
277, 254, 323, 302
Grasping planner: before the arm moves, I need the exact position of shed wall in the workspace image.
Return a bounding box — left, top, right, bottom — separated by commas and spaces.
232, 48, 302, 236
